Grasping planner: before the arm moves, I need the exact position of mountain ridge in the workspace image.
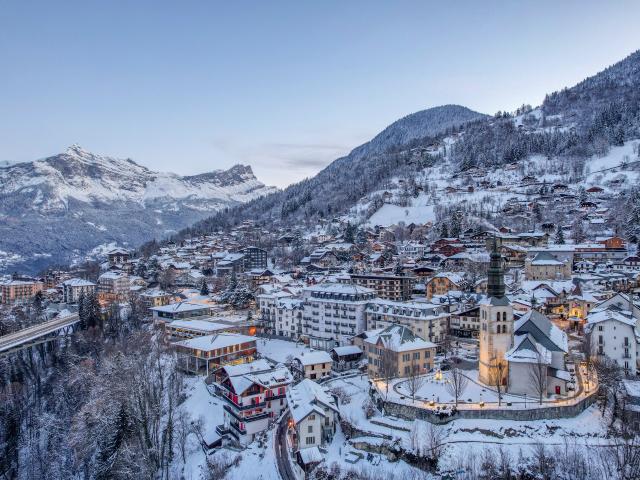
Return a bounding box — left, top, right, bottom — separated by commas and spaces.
0, 146, 276, 273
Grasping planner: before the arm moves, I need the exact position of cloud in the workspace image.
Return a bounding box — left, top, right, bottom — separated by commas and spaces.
208, 136, 354, 180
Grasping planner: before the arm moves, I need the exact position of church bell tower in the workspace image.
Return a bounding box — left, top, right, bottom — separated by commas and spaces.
478, 237, 513, 386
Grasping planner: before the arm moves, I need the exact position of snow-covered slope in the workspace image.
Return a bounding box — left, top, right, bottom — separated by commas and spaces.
0, 145, 276, 272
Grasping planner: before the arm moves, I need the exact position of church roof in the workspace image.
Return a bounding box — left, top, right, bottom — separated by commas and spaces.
514, 309, 568, 353
505, 334, 552, 364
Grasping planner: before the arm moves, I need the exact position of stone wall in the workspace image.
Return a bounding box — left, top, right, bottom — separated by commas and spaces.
376, 393, 597, 424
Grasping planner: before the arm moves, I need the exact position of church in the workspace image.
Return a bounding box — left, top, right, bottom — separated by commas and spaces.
478, 240, 570, 398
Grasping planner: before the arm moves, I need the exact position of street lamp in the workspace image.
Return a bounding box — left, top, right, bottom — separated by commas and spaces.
524, 393, 527, 408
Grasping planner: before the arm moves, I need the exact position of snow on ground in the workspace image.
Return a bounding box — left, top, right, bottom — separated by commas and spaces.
325, 374, 610, 476
256, 337, 319, 363
367, 202, 436, 227
175, 376, 225, 479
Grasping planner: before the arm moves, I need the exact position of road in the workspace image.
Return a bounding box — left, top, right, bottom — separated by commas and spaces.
0, 314, 79, 354
275, 411, 298, 480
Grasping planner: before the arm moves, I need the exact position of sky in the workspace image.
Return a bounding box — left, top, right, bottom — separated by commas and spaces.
1, 1, 639, 188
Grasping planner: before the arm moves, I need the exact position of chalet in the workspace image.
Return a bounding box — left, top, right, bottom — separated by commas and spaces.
214, 360, 293, 445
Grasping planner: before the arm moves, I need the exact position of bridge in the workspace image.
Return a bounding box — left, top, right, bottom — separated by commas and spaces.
0, 313, 80, 356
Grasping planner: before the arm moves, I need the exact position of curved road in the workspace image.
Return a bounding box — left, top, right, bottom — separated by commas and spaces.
275, 411, 298, 480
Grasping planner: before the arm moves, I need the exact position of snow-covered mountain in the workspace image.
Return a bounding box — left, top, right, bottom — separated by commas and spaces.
0, 145, 276, 273
183, 50, 640, 239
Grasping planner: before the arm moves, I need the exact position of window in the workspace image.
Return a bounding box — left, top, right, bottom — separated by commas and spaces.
308, 425, 313, 433
598, 325, 603, 331
413, 352, 420, 360
502, 312, 507, 321
306, 437, 316, 445
496, 312, 500, 321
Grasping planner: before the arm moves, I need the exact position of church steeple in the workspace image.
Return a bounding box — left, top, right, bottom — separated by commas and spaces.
487, 236, 505, 298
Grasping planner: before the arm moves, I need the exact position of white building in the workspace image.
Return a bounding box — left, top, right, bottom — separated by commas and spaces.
61, 278, 96, 304
585, 309, 640, 375
301, 283, 376, 351
287, 379, 338, 455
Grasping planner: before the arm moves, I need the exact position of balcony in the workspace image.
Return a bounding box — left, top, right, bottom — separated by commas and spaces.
220, 393, 266, 411
224, 404, 271, 423
215, 424, 230, 436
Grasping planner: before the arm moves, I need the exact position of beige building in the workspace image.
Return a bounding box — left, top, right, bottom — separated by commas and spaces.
293, 351, 333, 381
365, 298, 449, 345
1, 280, 43, 304
524, 252, 572, 280
365, 324, 436, 378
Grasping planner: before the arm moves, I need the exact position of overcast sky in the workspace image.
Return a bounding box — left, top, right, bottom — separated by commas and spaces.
1, 1, 639, 187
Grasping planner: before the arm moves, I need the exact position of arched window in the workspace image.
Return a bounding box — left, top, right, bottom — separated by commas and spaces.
502, 312, 507, 322
496, 312, 500, 321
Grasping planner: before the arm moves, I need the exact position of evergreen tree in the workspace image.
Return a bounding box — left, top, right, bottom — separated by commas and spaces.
199, 279, 210, 296
624, 185, 640, 244
440, 223, 449, 238
555, 226, 565, 245
343, 222, 356, 243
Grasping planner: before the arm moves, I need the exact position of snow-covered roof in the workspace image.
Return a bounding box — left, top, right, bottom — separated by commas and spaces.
62, 278, 96, 287
331, 345, 362, 357
505, 334, 551, 364
172, 333, 256, 352
166, 319, 231, 332
303, 282, 375, 295
514, 309, 568, 353
150, 301, 210, 313
364, 324, 437, 352
586, 309, 636, 328
298, 446, 323, 465
287, 378, 338, 424
295, 350, 333, 366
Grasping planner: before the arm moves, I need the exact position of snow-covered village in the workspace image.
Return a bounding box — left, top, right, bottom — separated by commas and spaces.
2, 3, 640, 480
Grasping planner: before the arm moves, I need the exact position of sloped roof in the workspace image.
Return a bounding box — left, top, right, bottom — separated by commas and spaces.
505, 334, 552, 364
287, 378, 338, 424
514, 309, 568, 353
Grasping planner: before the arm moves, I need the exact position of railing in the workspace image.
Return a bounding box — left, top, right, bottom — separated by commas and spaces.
224, 404, 271, 423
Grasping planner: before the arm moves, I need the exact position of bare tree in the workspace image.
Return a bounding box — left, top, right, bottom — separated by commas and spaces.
592, 356, 622, 412
488, 358, 506, 406
379, 348, 397, 401
529, 352, 548, 405
405, 358, 425, 403
445, 367, 469, 407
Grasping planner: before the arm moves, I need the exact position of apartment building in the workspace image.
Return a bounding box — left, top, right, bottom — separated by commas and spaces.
97, 271, 130, 301
0, 279, 43, 304
350, 273, 415, 301
364, 324, 437, 378
365, 298, 449, 344
301, 283, 376, 351
61, 278, 96, 304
